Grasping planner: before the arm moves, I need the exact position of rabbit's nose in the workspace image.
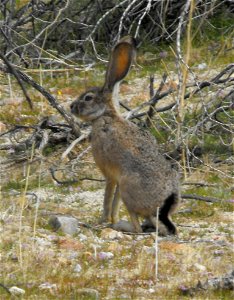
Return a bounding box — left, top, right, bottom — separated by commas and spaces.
70, 102, 75, 112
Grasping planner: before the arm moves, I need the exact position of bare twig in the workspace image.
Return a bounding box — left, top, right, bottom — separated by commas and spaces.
145, 73, 167, 126
61, 133, 89, 160
181, 194, 221, 203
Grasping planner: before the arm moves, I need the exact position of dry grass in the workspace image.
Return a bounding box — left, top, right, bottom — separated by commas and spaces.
0, 38, 233, 299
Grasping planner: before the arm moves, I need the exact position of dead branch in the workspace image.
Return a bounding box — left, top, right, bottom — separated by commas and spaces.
145, 73, 167, 126
0, 0, 230, 68
181, 194, 220, 203
49, 166, 105, 185
182, 182, 216, 187
128, 63, 234, 120
0, 51, 33, 108
0, 64, 80, 136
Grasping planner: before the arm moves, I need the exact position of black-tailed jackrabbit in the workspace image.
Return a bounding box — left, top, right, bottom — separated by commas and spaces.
71, 36, 180, 234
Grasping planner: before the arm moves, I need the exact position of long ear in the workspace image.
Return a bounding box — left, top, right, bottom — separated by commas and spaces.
103, 36, 136, 92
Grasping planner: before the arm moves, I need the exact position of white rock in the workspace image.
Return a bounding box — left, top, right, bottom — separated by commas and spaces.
39, 282, 57, 290
68, 251, 79, 259
194, 263, 206, 271
32, 237, 52, 247
49, 215, 79, 235
9, 286, 25, 296
98, 251, 114, 260
78, 233, 88, 241
142, 246, 155, 255
197, 62, 207, 70
74, 264, 82, 273
101, 228, 124, 240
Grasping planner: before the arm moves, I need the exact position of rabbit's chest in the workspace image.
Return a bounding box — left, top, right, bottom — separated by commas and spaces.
91, 123, 119, 158
91, 119, 122, 178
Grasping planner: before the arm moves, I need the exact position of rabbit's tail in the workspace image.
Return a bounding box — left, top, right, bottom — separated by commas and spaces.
159, 193, 179, 235
147, 193, 179, 235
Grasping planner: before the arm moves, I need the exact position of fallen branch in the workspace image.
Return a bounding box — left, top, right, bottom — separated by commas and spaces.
0, 64, 80, 136
61, 133, 89, 160
181, 194, 220, 203
182, 182, 216, 187
49, 167, 105, 185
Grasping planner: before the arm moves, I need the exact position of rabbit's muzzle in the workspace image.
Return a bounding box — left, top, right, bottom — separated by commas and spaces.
70, 100, 87, 117
70, 98, 106, 121
70, 101, 79, 116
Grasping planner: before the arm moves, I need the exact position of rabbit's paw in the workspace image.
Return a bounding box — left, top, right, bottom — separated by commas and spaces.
99, 214, 112, 224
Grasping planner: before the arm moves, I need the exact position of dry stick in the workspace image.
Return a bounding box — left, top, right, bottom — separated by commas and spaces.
182, 182, 216, 187
176, 0, 194, 180
117, 0, 139, 41
145, 73, 167, 126
61, 133, 89, 160
0, 52, 33, 108
0, 64, 80, 137
155, 207, 160, 282
134, 0, 152, 39
181, 194, 220, 203
50, 167, 105, 185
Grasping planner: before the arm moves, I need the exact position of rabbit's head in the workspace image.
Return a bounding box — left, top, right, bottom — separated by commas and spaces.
70, 36, 136, 121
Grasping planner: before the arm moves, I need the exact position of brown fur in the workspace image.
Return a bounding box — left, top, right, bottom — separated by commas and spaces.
71, 36, 180, 233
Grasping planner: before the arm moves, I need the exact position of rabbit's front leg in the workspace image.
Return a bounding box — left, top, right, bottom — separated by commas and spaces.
100, 179, 116, 223
111, 185, 121, 224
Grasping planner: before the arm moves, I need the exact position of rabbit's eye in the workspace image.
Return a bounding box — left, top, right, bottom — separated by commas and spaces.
84, 94, 94, 101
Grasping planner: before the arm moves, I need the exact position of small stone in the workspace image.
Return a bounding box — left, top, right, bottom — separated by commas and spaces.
74, 263, 82, 273
78, 233, 88, 241
76, 288, 99, 299
39, 282, 57, 290
49, 215, 79, 235
33, 237, 52, 247
9, 286, 25, 296
68, 251, 79, 260
98, 251, 114, 260
197, 62, 207, 70
214, 250, 224, 256
101, 228, 124, 239
142, 245, 155, 255
112, 220, 135, 233
194, 263, 206, 271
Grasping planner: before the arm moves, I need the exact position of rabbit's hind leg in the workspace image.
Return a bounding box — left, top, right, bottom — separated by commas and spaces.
159, 193, 178, 235
128, 211, 143, 233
